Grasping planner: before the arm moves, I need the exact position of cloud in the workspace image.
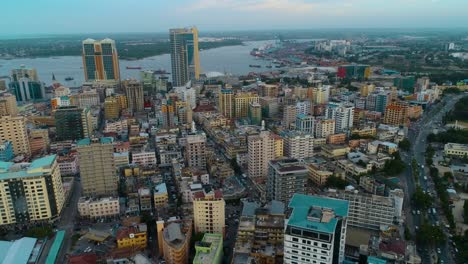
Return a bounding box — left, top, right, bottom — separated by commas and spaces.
185, 0, 316, 14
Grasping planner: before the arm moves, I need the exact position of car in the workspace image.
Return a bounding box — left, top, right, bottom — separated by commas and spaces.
412, 210, 416, 215
417, 210, 420, 215
437, 248, 441, 254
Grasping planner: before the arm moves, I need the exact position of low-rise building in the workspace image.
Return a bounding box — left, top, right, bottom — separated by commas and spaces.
132, 150, 157, 167
116, 224, 147, 250
193, 233, 224, 264
444, 143, 468, 158
322, 144, 350, 158
77, 197, 120, 218
157, 218, 192, 264
154, 183, 168, 208
138, 188, 152, 212
57, 154, 79, 176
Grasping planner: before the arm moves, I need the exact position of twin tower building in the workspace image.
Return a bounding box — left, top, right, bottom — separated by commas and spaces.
82, 27, 200, 86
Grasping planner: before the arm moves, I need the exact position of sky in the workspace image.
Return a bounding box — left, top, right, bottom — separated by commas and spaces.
1, 0, 468, 35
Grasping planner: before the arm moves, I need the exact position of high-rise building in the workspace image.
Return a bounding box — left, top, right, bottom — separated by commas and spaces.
325, 103, 354, 133
383, 101, 408, 127
185, 134, 206, 169
248, 131, 276, 183
234, 92, 259, 118
266, 159, 308, 203
360, 84, 375, 97
9, 75, 45, 102
193, 233, 223, 264
11, 66, 38, 81
314, 118, 336, 139
169, 27, 200, 86
283, 105, 297, 129
0, 155, 65, 226
295, 114, 315, 134
0, 93, 18, 116
260, 97, 279, 118
248, 102, 262, 125
312, 86, 330, 104
77, 137, 117, 197
193, 189, 225, 235
284, 194, 349, 264
54, 106, 93, 141
0, 115, 30, 156
283, 131, 314, 159
375, 93, 388, 114
157, 219, 192, 264
82, 38, 120, 81
104, 96, 121, 120
140, 70, 169, 95
123, 79, 144, 113
218, 89, 234, 118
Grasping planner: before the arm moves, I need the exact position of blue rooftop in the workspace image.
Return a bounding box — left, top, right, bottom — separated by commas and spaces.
0, 155, 57, 180
287, 194, 349, 234
0, 237, 37, 264
155, 183, 167, 194
77, 137, 114, 146
46, 230, 65, 264
367, 256, 387, 264
29, 155, 56, 170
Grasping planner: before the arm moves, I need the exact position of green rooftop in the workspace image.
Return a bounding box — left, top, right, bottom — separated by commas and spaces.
287, 194, 349, 234
193, 233, 223, 264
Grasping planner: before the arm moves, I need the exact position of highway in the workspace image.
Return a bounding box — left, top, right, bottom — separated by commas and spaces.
403, 93, 464, 264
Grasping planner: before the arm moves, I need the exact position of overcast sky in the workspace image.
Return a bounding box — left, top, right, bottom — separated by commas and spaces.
1, 0, 467, 35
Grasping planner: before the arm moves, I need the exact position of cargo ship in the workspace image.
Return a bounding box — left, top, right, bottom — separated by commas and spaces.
126, 66, 142, 70
249, 64, 261, 68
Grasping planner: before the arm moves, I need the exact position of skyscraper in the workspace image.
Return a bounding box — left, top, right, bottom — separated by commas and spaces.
82, 38, 120, 81
169, 27, 200, 86
0, 115, 30, 156
193, 189, 225, 235
325, 103, 354, 133
284, 194, 349, 264
185, 134, 207, 169
9, 67, 45, 103
54, 106, 93, 141
218, 89, 234, 118
123, 79, 144, 113
266, 158, 308, 203
248, 131, 279, 184
0, 92, 18, 116
77, 137, 117, 197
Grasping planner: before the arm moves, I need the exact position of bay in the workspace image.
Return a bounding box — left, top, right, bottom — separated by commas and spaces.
0, 40, 275, 87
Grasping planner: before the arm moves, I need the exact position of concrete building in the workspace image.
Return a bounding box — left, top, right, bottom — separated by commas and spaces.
360, 84, 375, 97
0, 93, 18, 116
185, 134, 206, 169
266, 158, 308, 203
131, 150, 157, 167
312, 86, 330, 104
77, 137, 117, 197
104, 96, 121, 120
444, 143, 468, 158
326, 103, 354, 133
383, 101, 408, 127
248, 131, 277, 183
70, 90, 100, 108
138, 187, 152, 212
193, 233, 224, 264
234, 92, 259, 118
314, 119, 336, 139
11, 66, 38, 81
0, 115, 30, 156
283, 105, 297, 129
9, 77, 45, 103
154, 183, 169, 208
157, 218, 192, 264
170, 27, 200, 86
57, 154, 79, 176
54, 106, 93, 141
0, 155, 65, 226
218, 89, 234, 118
116, 224, 147, 250
193, 189, 225, 235
82, 38, 120, 81
283, 131, 314, 159
248, 101, 262, 126
284, 194, 349, 264
77, 197, 119, 218
123, 79, 144, 113
295, 114, 315, 134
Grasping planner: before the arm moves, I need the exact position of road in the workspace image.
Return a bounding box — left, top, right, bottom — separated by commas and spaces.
403, 94, 464, 264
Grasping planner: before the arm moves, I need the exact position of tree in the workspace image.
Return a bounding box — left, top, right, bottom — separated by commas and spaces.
416, 220, 445, 245
25, 226, 53, 239
398, 138, 411, 151
404, 226, 411, 240
412, 186, 433, 210
382, 152, 406, 176
325, 175, 348, 189
357, 159, 367, 167
230, 158, 242, 175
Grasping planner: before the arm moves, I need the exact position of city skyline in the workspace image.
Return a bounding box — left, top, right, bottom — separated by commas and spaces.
1, 0, 468, 35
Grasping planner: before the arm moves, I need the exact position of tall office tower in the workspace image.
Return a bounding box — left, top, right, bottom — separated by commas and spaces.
295, 114, 315, 134
157, 219, 192, 264
9, 67, 45, 102
218, 89, 234, 118
296, 100, 312, 116
375, 93, 389, 114
173, 84, 196, 110
284, 194, 349, 264
312, 85, 330, 104
82, 38, 120, 81
325, 103, 354, 133
0, 93, 18, 116
193, 189, 225, 235
248, 102, 262, 125
161, 100, 177, 129
169, 27, 200, 86
283, 131, 314, 159
383, 101, 409, 127
248, 131, 276, 183
234, 92, 259, 118
260, 97, 279, 118
123, 79, 144, 113
104, 96, 121, 120
0, 155, 65, 226
11, 66, 38, 81
140, 70, 169, 95
266, 159, 308, 203
283, 105, 297, 129
0, 115, 30, 156
54, 106, 93, 141
185, 134, 206, 169
360, 84, 375, 97
314, 119, 336, 139
77, 137, 117, 197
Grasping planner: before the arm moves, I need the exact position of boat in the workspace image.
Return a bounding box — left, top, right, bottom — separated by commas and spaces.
266, 65, 272, 68
249, 64, 261, 68
126, 66, 142, 70
65, 77, 74, 81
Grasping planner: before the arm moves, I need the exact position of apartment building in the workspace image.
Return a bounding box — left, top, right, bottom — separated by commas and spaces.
154, 183, 169, 208
314, 119, 336, 139
247, 131, 278, 183
131, 150, 157, 167
157, 218, 192, 264
77, 197, 119, 218
0, 93, 18, 116
282, 131, 314, 159
116, 224, 147, 250
193, 189, 225, 235
193, 233, 223, 264
185, 134, 207, 169
266, 159, 308, 204
0, 115, 30, 156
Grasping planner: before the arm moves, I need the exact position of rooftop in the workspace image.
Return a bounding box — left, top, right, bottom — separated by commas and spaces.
0, 155, 57, 180
287, 194, 349, 234
154, 183, 167, 194
193, 233, 223, 264
0, 237, 37, 264
77, 137, 113, 146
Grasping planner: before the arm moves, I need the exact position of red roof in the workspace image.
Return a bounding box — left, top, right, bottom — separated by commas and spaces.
193, 104, 215, 112
116, 226, 139, 240
68, 253, 97, 264
214, 190, 223, 199
379, 239, 406, 256
193, 191, 205, 199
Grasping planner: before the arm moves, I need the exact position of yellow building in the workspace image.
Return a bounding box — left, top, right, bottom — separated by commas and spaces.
104, 96, 121, 120
321, 144, 350, 158
82, 38, 120, 81
360, 84, 375, 97
0, 155, 65, 226
116, 224, 147, 250
154, 183, 169, 208
383, 101, 408, 127
78, 197, 119, 218
351, 127, 377, 138
0, 93, 18, 116
170, 27, 200, 86
272, 134, 284, 158
0, 115, 30, 156
157, 219, 192, 264
234, 92, 259, 118
193, 190, 225, 235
